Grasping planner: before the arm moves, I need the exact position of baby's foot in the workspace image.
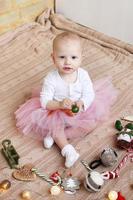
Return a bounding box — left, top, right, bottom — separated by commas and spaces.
61, 144, 80, 168
43, 136, 54, 149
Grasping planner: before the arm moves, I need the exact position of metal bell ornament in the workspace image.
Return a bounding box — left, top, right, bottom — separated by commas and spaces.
89, 147, 118, 169
81, 161, 105, 192
84, 170, 104, 192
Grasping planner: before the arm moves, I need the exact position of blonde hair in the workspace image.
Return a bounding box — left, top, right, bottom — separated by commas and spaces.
53, 31, 81, 51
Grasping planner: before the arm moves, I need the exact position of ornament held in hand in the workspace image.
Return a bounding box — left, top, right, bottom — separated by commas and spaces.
71, 104, 79, 113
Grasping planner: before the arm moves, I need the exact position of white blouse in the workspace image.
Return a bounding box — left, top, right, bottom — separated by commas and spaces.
40, 68, 95, 110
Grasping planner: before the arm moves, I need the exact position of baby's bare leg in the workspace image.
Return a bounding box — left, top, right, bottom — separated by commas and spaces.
53, 128, 79, 168
54, 128, 68, 149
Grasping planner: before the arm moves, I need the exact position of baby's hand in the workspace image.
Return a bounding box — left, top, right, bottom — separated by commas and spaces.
60, 98, 74, 109
76, 100, 84, 112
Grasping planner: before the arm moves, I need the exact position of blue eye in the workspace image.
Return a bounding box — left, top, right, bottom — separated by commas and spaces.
72, 56, 77, 59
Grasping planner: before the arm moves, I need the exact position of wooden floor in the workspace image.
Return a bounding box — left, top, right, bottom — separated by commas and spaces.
0, 11, 133, 200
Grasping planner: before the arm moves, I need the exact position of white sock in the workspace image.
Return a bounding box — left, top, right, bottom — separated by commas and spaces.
43, 136, 54, 149
61, 144, 80, 168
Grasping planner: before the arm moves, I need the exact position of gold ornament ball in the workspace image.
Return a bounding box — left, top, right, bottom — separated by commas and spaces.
50, 185, 61, 195
0, 180, 11, 190
21, 190, 31, 200
108, 191, 118, 200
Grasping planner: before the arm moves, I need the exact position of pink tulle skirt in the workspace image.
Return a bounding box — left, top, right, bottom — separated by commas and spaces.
15, 78, 118, 139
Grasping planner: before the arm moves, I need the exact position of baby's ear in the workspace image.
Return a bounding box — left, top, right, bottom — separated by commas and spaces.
51, 53, 55, 63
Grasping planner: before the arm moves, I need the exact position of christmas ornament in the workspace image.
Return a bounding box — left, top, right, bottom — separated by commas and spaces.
0, 180, 11, 193
20, 190, 31, 200
12, 164, 36, 181
71, 104, 79, 113
61, 177, 80, 194
1, 139, 20, 169
108, 190, 118, 200
89, 147, 118, 169
125, 123, 133, 130
116, 131, 133, 150
84, 170, 104, 192
114, 119, 133, 150
50, 171, 60, 183
50, 185, 61, 195
115, 120, 123, 131
117, 192, 126, 200
81, 160, 104, 192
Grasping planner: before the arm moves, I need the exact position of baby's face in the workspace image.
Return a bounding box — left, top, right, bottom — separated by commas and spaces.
52, 39, 82, 75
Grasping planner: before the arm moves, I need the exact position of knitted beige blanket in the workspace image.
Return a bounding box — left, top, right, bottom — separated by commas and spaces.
0, 8, 133, 200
